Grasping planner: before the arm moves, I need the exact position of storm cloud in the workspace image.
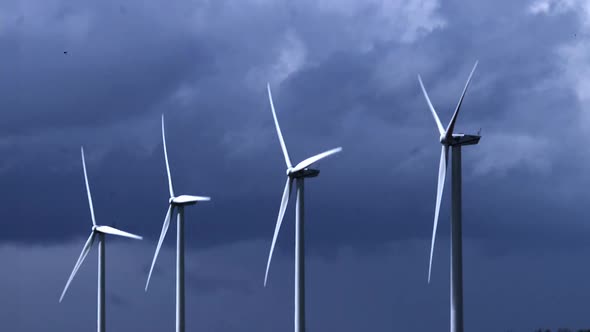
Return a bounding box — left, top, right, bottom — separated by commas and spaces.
1, 0, 590, 330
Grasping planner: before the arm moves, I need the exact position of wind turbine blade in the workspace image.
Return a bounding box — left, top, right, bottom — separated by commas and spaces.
145, 205, 173, 291
95, 226, 143, 240
428, 145, 448, 283
80, 147, 96, 226
445, 61, 479, 139
162, 114, 175, 198
418, 75, 445, 136
59, 231, 96, 302
291, 147, 343, 172
267, 83, 293, 168
264, 177, 293, 286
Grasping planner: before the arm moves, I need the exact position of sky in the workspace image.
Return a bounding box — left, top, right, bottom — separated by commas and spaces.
1, 0, 590, 330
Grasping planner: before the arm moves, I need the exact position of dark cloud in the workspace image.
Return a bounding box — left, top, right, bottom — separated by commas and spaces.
2, 0, 590, 329
0, 0, 585, 255
3, 240, 590, 331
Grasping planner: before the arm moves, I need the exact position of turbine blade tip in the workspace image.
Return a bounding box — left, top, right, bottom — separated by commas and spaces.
264, 266, 272, 288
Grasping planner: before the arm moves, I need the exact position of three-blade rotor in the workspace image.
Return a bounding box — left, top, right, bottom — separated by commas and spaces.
145, 115, 211, 291
263, 84, 342, 286
60, 147, 143, 302
417, 61, 478, 283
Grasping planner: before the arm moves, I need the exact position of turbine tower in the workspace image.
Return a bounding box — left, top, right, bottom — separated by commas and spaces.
263, 83, 342, 332
418, 61, 480, 332
145, 114, 211, 332
59, 147, 143, 332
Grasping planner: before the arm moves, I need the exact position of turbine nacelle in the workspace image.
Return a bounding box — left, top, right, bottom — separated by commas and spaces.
286, 167, 320, 178
90, 225, 114, 233
170, 195, 212, 206
440, 133, 481, 146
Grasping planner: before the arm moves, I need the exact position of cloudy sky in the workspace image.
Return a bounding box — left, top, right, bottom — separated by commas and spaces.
1, 0, 590, 330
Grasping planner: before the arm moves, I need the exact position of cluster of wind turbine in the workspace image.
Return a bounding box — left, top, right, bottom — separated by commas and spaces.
145, 114, 211, 332
418, 61, 480, 332
263, 83, 342, 332
59, 147, 143, 332
55, 60, 483, 332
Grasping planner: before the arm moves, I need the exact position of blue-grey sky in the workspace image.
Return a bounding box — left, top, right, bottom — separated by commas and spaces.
1, 0, 590, 330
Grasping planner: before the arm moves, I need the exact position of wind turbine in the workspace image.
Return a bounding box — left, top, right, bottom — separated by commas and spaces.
263, 83, 342, 332
418, 61, 480, 332
59, 147, 143, 332
145, 114, 211, 332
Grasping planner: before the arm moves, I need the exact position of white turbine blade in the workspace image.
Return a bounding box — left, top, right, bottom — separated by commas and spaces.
96, 226, 143, 240
267, 83, 293, 168
264, 177, 293, 286
146, 205, 173, 291
162, 114, 175, 198
59, 231, 96, 302
418, 75, 445, 136
428, 145, 448, 283
291, 147, 342, 172
81, 147, 96, 226
445, 61, 479, 139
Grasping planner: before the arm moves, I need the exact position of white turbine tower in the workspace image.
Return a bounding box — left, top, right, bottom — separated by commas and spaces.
145, 114, 211, 332
418, 61, 480, 332
59, 147, 143, 332
264, 83, 342, 332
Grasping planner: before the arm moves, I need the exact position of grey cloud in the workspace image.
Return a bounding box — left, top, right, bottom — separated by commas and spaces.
0, 3, 211, 135
3, 239, 590, 331
0, 0, 587, 279
5, 1, 590, 331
